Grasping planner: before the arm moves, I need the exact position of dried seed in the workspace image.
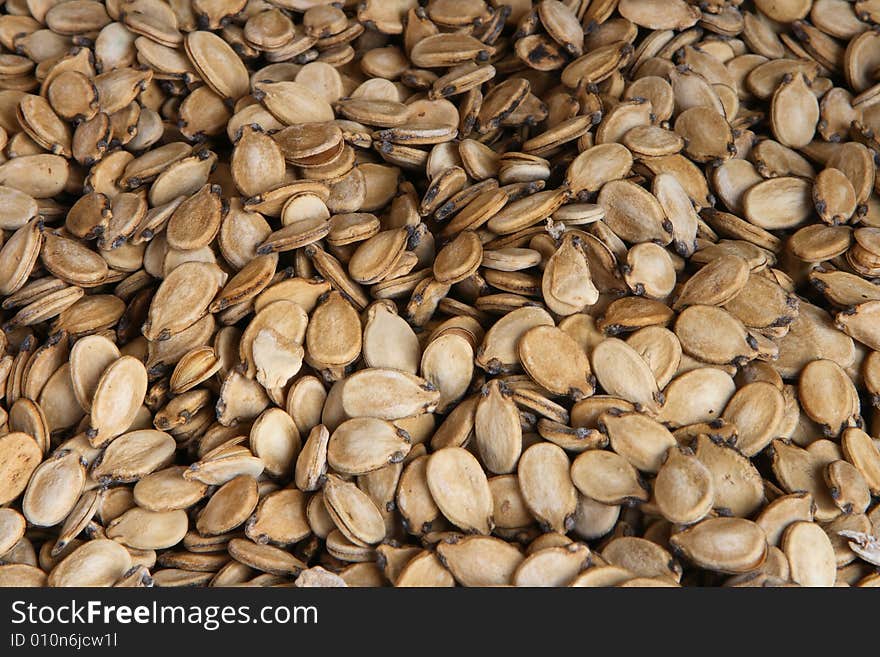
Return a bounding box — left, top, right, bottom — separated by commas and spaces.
133, 466, 208, 513
675, 305, 757, 365
88, 356, 148, 447
518, 442, 577, 533
798, 359, 860, 437
91, 429, 175, 483
670, 517, 768, 574
328, 417, 411, 476
323, 473, 386, 546
694, 434, 765, 518
0, 432, 42, 506
570, 449, 648, 505
783, 520, 836, 587
591, 338, 661, 413
250, 408, 301, 479
770, 439, 840, 522
743, 177, 813, 230
47, 539, 131, 587
426, 447, 494, 535
602, 412, 675, 474
22, 450, 85, 527
106, 507, 189, 550
770, 73, 819, 148
655, 446, 714, 525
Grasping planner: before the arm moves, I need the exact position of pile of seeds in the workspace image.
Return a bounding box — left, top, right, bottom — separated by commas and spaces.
1, 0, 880, 588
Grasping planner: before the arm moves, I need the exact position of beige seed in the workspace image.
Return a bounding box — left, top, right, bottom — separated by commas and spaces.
47, 539, 132, 588
91, 429, 175, 483
0, 432, 43, 506
770, 73, 819, 148
590, 338, 661, 413
769, 439, 840, 522
246, 489, 310, 547
0, 508, 26, 556
798, 359, 860, 436
722, 382, 785, 457
328, 417, 411, 476
841, 427, 880, 495
106, 507, 189, 550
514, 543, 591, 587
197, 475, 258, 537
22, 450, 86, 527
68, 334, 120, 412
570, 450, 648, 505
421, 333, 474, 413
755, 492, 815, 547
670, 517, 768, 574
655, 446, 714, 525
133, 466, 209, 513
474, 379, 522, 475
601, 536, 681, 582
249, 408, 301, 479
602, 412, 676, 474
744, 177, 813, 230
323, 474, 386, 546
88, 356, 148, 447
783, 520, 836, 587
694, 434, 765, 518
341, 369, 440, 420
435, 535, 523, 587
518, 442, 577, 533
426, 447, 494, 535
